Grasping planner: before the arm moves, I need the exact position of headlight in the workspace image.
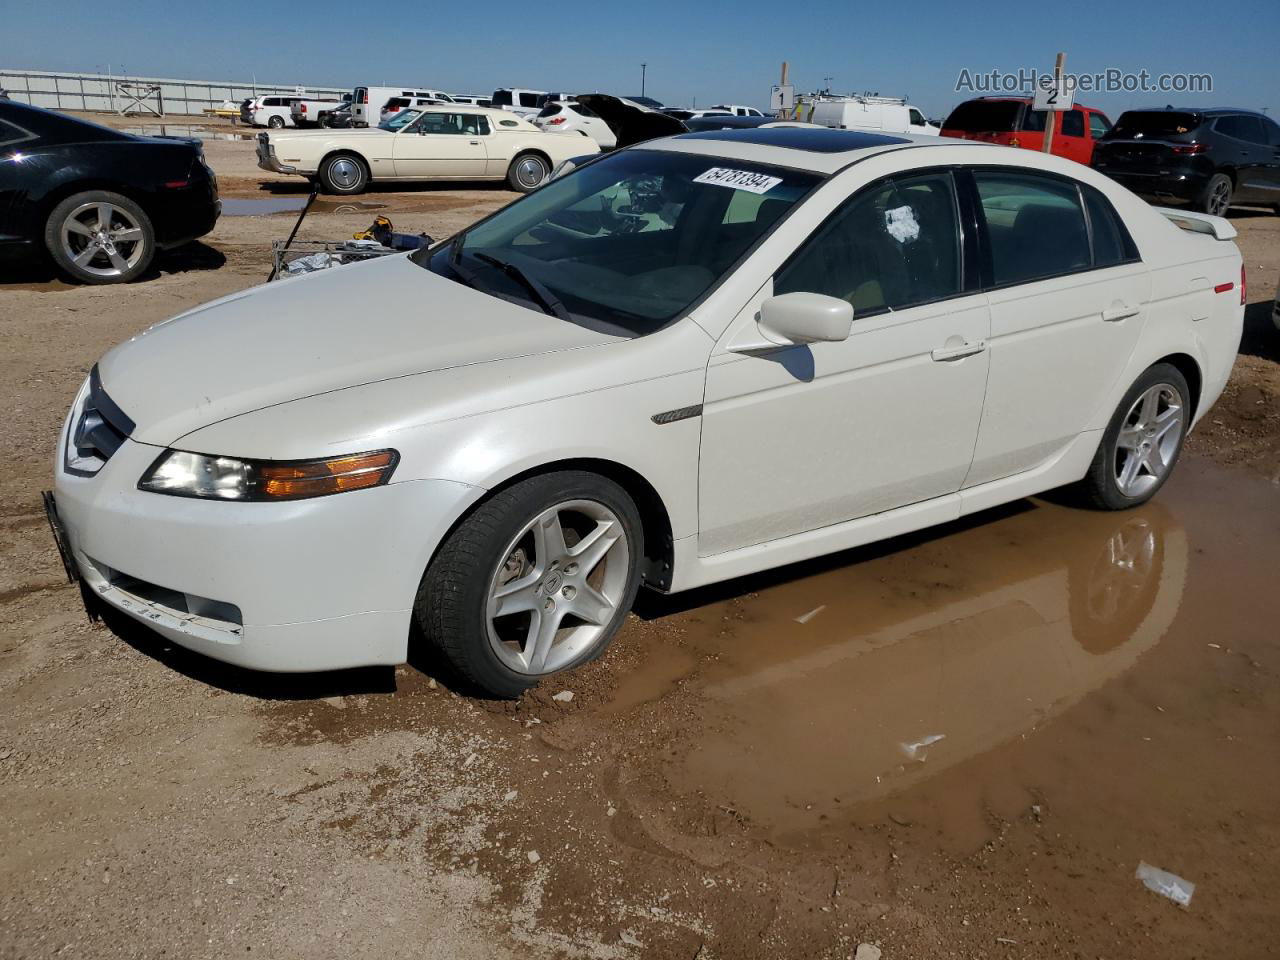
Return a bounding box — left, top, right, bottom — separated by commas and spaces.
138, 449, 398, 501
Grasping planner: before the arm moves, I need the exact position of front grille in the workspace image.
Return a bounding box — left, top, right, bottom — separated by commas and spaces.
84, 555, 243, 636
65, 365, 134, 476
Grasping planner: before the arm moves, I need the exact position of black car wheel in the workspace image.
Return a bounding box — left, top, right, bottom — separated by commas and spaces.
1199, 173, 1232, 217
319, 153, 369, 194
44, 191, 155, 284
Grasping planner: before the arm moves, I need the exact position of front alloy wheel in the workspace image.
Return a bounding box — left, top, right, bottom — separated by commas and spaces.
416, 471, 643, 698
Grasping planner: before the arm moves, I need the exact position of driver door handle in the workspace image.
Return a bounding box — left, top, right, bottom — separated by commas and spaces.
1102, 303, 1140, 322
931, 340, 987, 362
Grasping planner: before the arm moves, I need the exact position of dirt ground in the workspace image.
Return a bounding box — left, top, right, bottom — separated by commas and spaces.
2, 119, 1279, 960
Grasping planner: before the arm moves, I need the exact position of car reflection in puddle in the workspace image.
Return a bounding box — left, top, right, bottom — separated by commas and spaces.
650, 496, 1187, 841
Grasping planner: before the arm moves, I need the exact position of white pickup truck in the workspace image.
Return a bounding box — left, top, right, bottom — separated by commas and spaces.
290, 97, 348, 128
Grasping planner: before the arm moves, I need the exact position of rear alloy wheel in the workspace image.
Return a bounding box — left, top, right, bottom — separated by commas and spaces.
319, 154, 369, 195
507, 153, 550, 192
45, 191, 155, 284
1200, 173, 1232, 217
1076, 363, 1190, 510
268, 115, 285, 129
416, 471, 643, 698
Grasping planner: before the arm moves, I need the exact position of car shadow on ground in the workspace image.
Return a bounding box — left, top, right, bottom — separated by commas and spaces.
1240, 300, 1278, 363
256, 179, 512, 196
0, 241, 226, 289
96, 601, 398, 701
633, 498, 1035, 620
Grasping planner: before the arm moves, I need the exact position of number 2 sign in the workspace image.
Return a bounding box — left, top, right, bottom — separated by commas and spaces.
1033, 75, 1074, 112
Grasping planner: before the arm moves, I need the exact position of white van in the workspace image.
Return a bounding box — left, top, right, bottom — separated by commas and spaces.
351, 86, 454, 127
491, 88, 550, 119
807, 96, 937, 136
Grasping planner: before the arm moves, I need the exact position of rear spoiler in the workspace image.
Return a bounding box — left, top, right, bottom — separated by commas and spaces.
1155, 207, 1237, 241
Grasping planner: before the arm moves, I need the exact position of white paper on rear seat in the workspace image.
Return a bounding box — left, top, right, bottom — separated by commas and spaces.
693, 167, 783, 194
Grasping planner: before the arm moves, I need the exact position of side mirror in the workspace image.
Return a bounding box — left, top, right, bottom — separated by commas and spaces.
756, 292, 853, 346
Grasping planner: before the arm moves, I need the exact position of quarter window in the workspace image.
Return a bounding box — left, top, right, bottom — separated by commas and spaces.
1082, 186, 1137, 267
0, 118, 36, 148
774, 171, 962, 316
974, 171, 1090, 285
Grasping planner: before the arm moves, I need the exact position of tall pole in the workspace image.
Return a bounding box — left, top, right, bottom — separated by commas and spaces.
1042, 51, 1065, 154
641, 63, 647, 98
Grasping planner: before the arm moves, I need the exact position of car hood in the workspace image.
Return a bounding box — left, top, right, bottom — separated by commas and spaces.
98, 254, 620, 446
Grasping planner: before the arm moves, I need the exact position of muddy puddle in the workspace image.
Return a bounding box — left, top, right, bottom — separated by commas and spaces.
220, 197, 388, 216
604, 461, 1280, 851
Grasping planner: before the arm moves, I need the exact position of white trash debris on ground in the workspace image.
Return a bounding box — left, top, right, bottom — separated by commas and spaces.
794, 605, 826, 624
898, 734, 946, 761
1135, 861, 1196, 907
551, 690, 574, 702
854, 943, 883, 960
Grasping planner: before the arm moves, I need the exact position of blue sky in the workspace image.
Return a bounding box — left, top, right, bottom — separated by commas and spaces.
3, 0, 1277, 119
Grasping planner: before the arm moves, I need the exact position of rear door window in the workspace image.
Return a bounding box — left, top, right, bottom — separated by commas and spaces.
1061, 110, 1084, 137
518, 92, 541, 108
491, 90, 513, 106
1215, 115, 1267, 144
973, 171, 1090, 286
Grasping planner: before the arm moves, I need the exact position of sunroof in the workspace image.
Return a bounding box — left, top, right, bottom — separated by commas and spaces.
675, 128, 911, 153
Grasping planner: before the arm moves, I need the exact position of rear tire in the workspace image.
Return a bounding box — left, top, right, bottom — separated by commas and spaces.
319, 153, 369, 195
415, 471, 643, 698
268, 115, 285, 129
44, 190, 155, 285
1075, 363, 1191, 510
507, 152, 550, 192
1199, 173, 1232, 217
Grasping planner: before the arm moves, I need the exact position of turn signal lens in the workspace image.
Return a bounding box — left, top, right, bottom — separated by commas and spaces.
259, 451, 397, 499
139, 449, 399, 501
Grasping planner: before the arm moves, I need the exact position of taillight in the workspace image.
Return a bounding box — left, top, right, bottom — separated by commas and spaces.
361, 92, 368, 103
548, 116, 566, 125
389, 105, 400, 112
300, 104, 307, 113
1009, 137, 1021, 148
1171, 143, 1207, 155
1241, 263, 1247, 306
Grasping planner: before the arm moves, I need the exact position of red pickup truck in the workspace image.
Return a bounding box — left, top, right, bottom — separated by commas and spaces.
941, 96, 1113, 165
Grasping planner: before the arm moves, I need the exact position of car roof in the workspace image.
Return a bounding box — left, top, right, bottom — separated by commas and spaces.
1128, 106, 1268, 117
644, 127, 978, 173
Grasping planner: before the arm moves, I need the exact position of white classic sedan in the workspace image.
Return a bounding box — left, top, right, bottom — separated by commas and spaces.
256, 104, 599, 194
51, 128, 1243, 697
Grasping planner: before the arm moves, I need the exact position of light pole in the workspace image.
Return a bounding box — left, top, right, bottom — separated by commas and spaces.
641, 63, 647, 98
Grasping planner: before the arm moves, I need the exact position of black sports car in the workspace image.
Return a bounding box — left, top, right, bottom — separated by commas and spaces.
0, 101, 220, 283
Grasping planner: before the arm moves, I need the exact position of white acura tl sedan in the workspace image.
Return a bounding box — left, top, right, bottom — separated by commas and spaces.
50, 128, 1244, 697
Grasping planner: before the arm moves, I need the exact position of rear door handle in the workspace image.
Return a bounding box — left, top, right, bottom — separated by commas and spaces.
931, 340, 987, 362
1102, 303, 1140, 322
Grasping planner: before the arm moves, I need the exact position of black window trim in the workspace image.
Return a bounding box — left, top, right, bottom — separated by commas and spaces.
772, 165, 976, 321
961, 164, 1142, 293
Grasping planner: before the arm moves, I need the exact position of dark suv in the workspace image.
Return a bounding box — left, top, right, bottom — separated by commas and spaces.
1092, 107, 1280, 216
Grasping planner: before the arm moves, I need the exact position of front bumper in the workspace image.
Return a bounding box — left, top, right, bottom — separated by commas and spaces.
53, 426, 480, 672
256, 136, 299, 174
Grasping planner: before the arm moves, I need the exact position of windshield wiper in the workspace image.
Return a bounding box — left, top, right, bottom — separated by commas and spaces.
472, 252, 570, 321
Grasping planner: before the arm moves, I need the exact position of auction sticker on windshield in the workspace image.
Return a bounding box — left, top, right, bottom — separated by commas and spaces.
693, 167, 783, 194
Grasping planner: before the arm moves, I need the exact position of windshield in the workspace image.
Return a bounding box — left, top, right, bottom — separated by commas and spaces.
379, 109, 423, 131
413, 149, 821, 336
943, 100, 1022, 132
1109, 111, 1202, 138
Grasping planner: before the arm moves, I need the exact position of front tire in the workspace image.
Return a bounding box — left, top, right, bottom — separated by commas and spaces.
1199, 173, 1232, 217
44, 191, 155, 284
1076, 363, 1191, 510
415, 471, 643, 698
268, 115, 285, 129
319, 153, 369, 195
507, 152, 550, 192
